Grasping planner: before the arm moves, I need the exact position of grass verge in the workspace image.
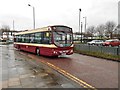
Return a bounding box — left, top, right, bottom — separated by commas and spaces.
74, 48, 120, 62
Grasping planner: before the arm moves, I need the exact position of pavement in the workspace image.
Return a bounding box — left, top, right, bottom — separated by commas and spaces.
1, 44, 81, 89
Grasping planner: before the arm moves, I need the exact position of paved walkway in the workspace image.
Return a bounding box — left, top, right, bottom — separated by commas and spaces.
1, 44, 79, 88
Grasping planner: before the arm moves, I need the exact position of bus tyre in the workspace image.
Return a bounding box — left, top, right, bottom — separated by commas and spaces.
18, 45, 20, 51
36, 48, 40, 56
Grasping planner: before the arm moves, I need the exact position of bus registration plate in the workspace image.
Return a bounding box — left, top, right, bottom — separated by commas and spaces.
61, 52, 66, 56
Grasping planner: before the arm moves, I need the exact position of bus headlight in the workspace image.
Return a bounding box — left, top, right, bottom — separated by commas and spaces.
53, 51, 57, 54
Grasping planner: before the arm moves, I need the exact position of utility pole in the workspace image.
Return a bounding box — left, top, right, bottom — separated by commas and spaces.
83, 17, 87, 33
81, 22, 83, 43
28, 4, 35, 29
11, 20, 15, 36
13, 20, 14, 30
79, 8, 81, 33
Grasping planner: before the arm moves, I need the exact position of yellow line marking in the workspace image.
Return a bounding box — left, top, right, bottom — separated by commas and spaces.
19, 51, 96, 90
40, 60, 97, 90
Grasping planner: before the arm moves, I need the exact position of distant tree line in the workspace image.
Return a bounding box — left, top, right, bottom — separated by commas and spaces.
1, 21, 120, 41
84, 21, 120, 39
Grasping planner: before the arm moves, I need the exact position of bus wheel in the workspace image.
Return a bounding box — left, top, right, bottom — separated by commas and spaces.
36, 48, 40, 56
18, 45, 20, 50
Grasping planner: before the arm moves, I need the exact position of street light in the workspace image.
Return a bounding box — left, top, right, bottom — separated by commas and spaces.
13, 20, 14, 30
28, 4, 35, 29
79, 8, 81, 33
81, 22, 83, 43
83, 17, 87, 33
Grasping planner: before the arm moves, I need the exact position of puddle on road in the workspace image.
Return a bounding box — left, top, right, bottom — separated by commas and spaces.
16, 58, 23, 61
46, 81, 58, 86
41, 72, 59, 86
30, 67, 59, 86
40, 73, 49, 79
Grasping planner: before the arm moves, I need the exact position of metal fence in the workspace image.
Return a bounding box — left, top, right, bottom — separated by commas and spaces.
74, 44, 120, 55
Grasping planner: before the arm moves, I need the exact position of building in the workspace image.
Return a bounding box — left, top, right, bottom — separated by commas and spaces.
0, 30, 20, 41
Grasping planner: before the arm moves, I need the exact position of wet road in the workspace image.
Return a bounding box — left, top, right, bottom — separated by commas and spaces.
17, 48, 119, 88
1, 44, 118, 88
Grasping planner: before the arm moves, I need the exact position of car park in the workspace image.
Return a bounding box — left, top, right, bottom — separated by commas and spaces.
87, 40, 104, 46
102, 39, 120, 47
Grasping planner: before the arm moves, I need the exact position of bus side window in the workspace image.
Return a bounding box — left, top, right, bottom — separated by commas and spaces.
17, 35, 19, 42
18, 35, 22, 42
34, 32, 42, 44
30, 33, 35, 43
25, 34, 30, 43
21, 35, 25, 43
42, 32, 51, 44
16, 35, 18, 42
20, 35, 22, 42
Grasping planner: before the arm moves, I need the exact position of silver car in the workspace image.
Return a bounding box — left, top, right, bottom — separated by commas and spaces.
87, 40, 104, 45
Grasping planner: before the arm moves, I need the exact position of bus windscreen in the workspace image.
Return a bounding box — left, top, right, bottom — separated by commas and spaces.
53, 31, 73, 47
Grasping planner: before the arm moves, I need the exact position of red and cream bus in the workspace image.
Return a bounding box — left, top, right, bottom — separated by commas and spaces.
14, 25, 73, 56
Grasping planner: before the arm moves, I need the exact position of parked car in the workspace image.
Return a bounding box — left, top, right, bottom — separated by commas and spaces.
102, 39, 120, 47
87, 40, 104, 45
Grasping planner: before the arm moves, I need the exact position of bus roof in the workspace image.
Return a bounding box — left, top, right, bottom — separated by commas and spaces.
15, 26, 48, 35
15, 25, 72, 35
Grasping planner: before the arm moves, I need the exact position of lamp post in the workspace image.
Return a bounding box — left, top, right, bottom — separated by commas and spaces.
28, 4, 35, 29
13, 20, 14, 30
79, 9, 81, 33
81, 22, 83, 43
83, 17, 87, 33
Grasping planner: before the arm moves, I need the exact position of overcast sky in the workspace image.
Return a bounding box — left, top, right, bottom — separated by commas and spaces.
0, 0, 119, 32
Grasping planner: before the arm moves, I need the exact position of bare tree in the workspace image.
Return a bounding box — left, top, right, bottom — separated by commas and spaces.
105, 21, 116, 39
86, 26, 96, 39
1, 25, 10, 31
96, 24, 105, 39
117, 24, 120, 34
